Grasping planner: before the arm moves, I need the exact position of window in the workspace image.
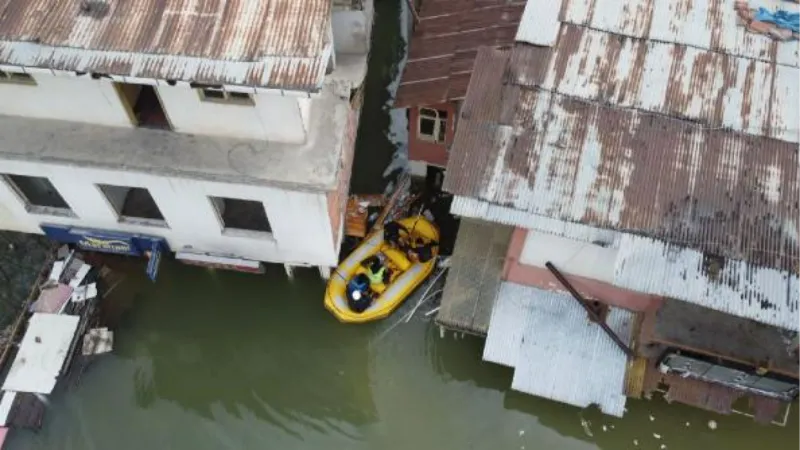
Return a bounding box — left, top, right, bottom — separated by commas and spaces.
209, 196, 272, 237
3, 174, 74, 216
198, 88, 254, 106
417, 107, 448, 143
97, 184, 167, 227
0, 70, 36, 85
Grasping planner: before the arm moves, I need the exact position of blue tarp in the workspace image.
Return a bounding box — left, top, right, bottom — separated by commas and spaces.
755, 7, 800, 33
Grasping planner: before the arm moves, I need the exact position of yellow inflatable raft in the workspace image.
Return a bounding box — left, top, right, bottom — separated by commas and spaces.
324, 216, 439, 323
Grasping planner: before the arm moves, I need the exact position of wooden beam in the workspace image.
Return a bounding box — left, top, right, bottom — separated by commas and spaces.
545, 262, 635, 359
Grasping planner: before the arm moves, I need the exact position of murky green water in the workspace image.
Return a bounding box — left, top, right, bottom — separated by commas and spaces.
6, 0, 798, 447
7, 262, 798, 450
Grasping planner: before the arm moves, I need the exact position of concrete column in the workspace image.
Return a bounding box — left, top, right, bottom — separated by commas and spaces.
284, 264, 295, 280
318, 266, 331, 280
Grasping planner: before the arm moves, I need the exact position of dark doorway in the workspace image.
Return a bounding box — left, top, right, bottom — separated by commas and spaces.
115, 83, 170, 130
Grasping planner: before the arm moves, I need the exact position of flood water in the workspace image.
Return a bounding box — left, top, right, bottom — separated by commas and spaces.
6, 0, 799, 448
7, 263, 799, 450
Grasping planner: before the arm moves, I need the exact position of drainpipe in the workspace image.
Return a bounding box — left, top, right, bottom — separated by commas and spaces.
545, 261, 635, 359
405, 0, 420, 24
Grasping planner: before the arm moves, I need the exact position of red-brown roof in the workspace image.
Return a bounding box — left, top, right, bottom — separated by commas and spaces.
0, 0, 331, 90
393, 0, 525, 108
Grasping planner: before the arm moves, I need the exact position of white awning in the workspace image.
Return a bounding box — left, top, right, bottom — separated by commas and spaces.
3, 313, 80, 394
483, 282, 634, 417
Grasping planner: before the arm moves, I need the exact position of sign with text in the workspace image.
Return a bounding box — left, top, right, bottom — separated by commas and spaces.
41, 224, 169, 281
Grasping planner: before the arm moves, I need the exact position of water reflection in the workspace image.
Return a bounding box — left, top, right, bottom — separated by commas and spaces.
424, 325, 596, 442
115, 263, 379, 437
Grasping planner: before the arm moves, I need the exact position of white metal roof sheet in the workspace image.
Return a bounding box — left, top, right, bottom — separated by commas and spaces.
515, 0, 562, 47
2, 313, 80, 394
541, 26, 798, 143
560, 0, 799, 68
614, 235, 799, 331
483, 282, 633, 417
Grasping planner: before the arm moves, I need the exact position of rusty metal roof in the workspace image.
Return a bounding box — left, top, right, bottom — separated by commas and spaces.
393, 0, 525, 108
0, 0, 332, 90
444, 37, 799, 274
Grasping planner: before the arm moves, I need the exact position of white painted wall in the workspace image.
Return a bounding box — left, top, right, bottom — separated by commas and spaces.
520, 230, 619, 284
156, 86, 308, 143
0, 71, 132, 128
332, 0, 373, 54
0, 160, 339, 266
333, 11, 370, 54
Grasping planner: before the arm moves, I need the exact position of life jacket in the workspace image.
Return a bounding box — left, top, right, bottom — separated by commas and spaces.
367, 266, 385, 284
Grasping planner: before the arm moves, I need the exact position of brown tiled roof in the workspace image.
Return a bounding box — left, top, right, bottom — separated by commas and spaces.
393, 0, 525, 108
0, 0, 331, 90
443, 40, 799, 273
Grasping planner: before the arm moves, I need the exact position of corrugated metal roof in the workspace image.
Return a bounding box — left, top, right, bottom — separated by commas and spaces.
560, 0, 799, 68
2, 313, 80, 394
615, 235, 799, 331
0, 0, 331, 90
539, 25, 798, 143
483, 282, 633, 417
393, 0, 525, 107
515, 0, 562, 46
451, 195, 624, 244
444, 45, 799, 274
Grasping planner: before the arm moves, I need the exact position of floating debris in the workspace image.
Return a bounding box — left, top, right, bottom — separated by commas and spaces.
708, 420, 718, 430
518, 430, 525, 436
649, 414, 655, 421
633, 439, 639, 446
602, 425, 608, 432
685, 422, 690, 427
653, 433, 662, 439
580, 418, 594, 438
661, 445, 667, 449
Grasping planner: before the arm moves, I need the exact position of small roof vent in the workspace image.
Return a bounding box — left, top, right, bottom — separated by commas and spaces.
79, 0, 110, 18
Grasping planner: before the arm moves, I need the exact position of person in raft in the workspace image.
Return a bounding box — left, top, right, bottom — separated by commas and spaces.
346, 273, 373, 313
362, 254, 390, 285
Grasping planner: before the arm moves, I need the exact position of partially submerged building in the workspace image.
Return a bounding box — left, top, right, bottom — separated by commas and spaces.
437, 0, 799, 420
393, 0, 524, 177
0, 0, 373, 278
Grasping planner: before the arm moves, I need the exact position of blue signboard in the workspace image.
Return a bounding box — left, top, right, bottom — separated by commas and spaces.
40, 224, 168, 281
145, 241, 163, 282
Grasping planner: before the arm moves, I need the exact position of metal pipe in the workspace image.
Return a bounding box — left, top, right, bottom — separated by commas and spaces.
544, 262, 634, 359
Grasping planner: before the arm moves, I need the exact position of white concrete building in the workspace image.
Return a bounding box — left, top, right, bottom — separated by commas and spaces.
0, 0, 373, 278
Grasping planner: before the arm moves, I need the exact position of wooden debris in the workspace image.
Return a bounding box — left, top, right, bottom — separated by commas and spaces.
345, 194, 385, 238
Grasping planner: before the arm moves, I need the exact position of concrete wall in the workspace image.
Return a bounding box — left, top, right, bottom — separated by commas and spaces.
0, 70, 132, 128
156, 87, 308, 143
332, 0, 373, 54
519, 230, 619, 284
0, 69, 308, 143
408, 102, 457, 169
503, 227, 658, 311
0, 160, 339, 267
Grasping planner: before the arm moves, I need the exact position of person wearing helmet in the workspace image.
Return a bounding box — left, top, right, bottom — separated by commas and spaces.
346, 273, 373, 313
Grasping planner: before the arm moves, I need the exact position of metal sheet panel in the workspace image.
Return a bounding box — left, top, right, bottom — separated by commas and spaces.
515, 0, 562, 46
562, 0, 800, 68
0, 0, 331, 90
541, 25, 796, 142
3, 314, 80, 394
482, 284, 528, 367
483, 282, 634, 417
394, 0, 526, 107
614, 235, 799, 331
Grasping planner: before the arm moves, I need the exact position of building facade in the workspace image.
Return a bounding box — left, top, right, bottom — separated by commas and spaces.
0, 0, 373, 277
436, 0, 799, 422
393, 0, 524, 177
